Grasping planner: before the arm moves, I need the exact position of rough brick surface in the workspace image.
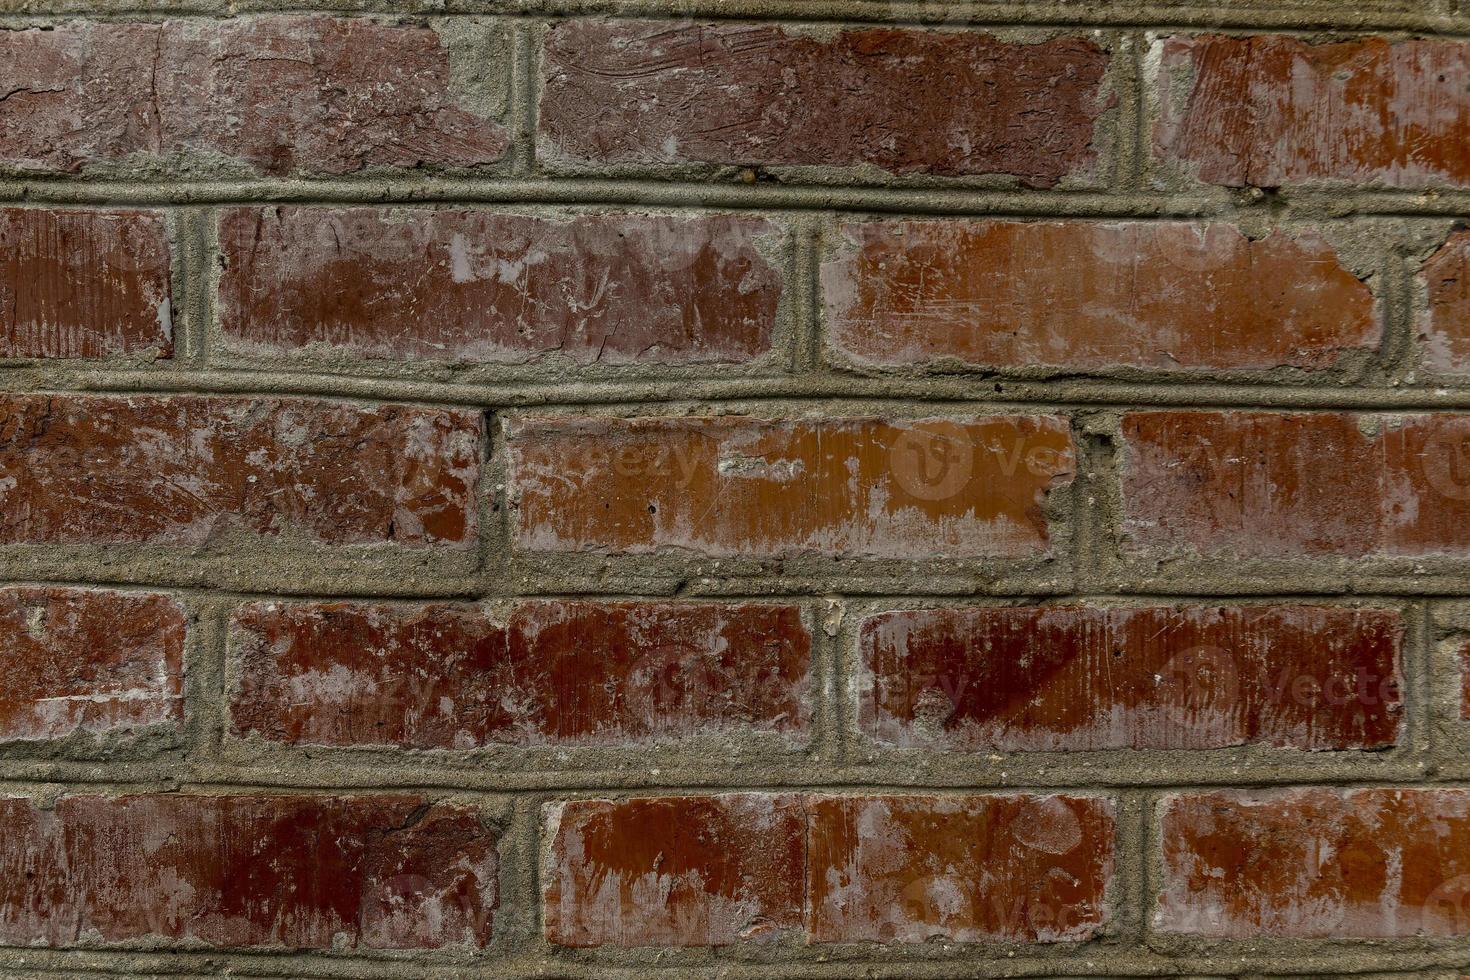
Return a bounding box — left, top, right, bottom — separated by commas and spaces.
0, 395, 480, 547
1461, 641, 1470, 720
1155, 35, 1470, 188
1121, 412, 1470, 558
824, 221, 1377, 371
859, 605, 1403, 751
1421, 229, 1470, 373
0, 588, 185, 741
544, 794, 806, 947
0, 17, 507, 176
510, 415, 1075, 559
1157, 789, 1470, 937
540, 21, 1109, 186
543, 793, 1112, 947
0, 794, 497, 948
230, 599, 810, 747
218, 208, 782, 365
0, 208, 172, 359
807, 794, 1114, 943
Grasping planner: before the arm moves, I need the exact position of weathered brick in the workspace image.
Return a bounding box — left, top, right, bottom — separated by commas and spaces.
0, 793, 496, 948
509, 415, 1075, 559
1155, 35, 1470, 188
824, 221, 1376, 371
0, 587, 185, 741
1460, 640, 1470, 721
540, 21, 1109, 186
543, 793, 1112, 947
0, 395, 480, 547
1121, 412, 1470, 558
807, 794, 1114, 943
0, 17, 507, 176
217, 208, 782, 365
860, 605, 1402, 751
1158, 789, 1470, 937
1421, 229, 1470, 373
230, 599, 810, 747
544, 794, 806, 947
0, 208, 171, 359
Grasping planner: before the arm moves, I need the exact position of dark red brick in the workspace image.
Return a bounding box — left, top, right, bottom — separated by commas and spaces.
1420, 229, 1470, 373
0, 587, 185, 741
1460, 640, 1470, 721
1158, 789, 1470, 937
0, 793, 496, 948
1155, 35, 1470, 188
540, 21, 1109, 186
807, 794, 1114, 943
230, 599, 810, 747
544, 792, 1114, 947
0, 395, 480, 547
0, 17, 507, 176
544, 794, 806, 947
509, 415, 1075, 559
824, 220, 1376, 371
217, 208, 782, 365
1121, 411, 1470, 558
860, 605, 1402, 751
0, 208, 171, 359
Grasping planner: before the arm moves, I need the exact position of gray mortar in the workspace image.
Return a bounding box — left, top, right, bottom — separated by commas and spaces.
1, 0, 1470, 978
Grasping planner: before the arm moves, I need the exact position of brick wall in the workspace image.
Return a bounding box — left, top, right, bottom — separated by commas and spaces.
1, 0, 1470, 977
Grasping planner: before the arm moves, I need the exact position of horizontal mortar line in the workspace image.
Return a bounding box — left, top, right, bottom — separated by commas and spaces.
0, 578, 1452, 606
0, 772, 1461, 796
3, 177, 1470, 220
11, 372, 1470, 411
0, 179, 1231, 213
0, 950, 1465, 977
0, 952, 1414, 980
0, 2, 1463, 34
6, 566, 1470, 596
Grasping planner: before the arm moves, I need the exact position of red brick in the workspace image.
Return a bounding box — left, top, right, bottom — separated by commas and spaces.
860, 605, 1402, 752
0, 208, 171, 359
544, 794, 806, 947
509, 415, 1075, 559
217, 208, 782, 365
1460, 640, 1470, 721
824, 221, 1376, 371
1121, 411, 1470, 558
230, 599, 810, 747
0, 395, 480, 547
540, 21, 1109, 186
0, 793, 496, 948
1158, 788, 1470, 937
807, 794, 1114, 943
1155, 35, 1470, 188
543, 793, 1113, 947
1420, 229, 1470, 373
0, 587, 185, 741
0, 18, 507, 176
